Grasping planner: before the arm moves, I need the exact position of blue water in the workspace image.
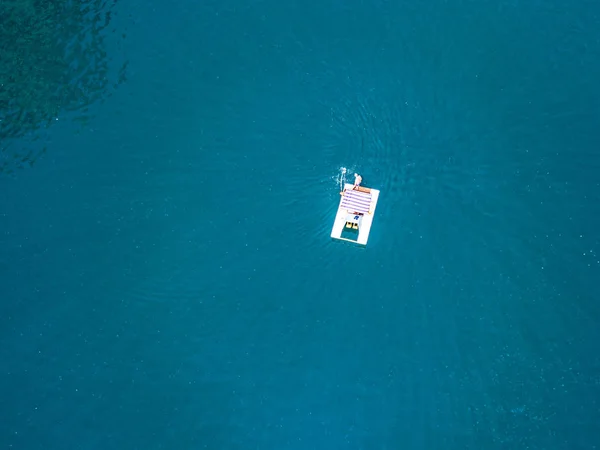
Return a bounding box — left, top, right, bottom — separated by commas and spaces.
2, 0, 600, 448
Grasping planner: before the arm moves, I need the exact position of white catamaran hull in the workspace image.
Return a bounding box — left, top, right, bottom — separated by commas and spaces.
331, 183, 380, 246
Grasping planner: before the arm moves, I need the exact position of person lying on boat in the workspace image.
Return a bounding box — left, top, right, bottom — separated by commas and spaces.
353, 173, 362, 189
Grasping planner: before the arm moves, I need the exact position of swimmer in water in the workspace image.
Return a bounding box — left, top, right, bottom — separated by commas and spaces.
354, 173, 362, 189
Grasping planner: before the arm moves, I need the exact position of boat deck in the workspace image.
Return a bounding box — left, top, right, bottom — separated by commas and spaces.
331, 183, 380, 246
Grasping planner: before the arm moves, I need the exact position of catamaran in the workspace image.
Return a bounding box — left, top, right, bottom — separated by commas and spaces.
331, 181, 380, 246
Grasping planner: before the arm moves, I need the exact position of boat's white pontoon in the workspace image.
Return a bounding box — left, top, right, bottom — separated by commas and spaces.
331, 183, 380, 246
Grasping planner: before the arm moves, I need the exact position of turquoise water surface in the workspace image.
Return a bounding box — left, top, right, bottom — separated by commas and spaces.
2, 0, 600, 448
